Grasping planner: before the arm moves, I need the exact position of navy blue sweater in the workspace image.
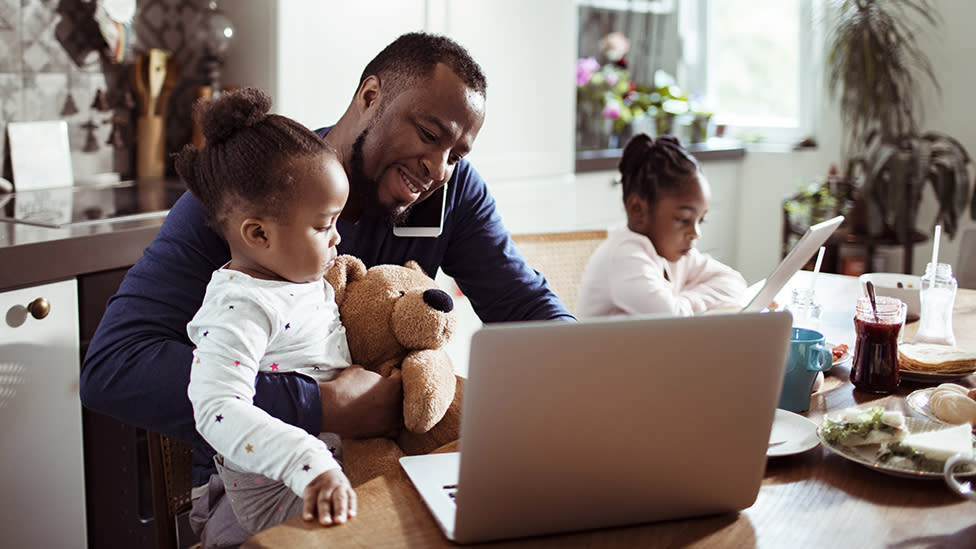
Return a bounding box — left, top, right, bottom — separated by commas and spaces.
80, 152, 573, 484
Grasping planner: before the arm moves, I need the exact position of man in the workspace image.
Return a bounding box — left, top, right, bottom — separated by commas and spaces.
81, 32, 572, 545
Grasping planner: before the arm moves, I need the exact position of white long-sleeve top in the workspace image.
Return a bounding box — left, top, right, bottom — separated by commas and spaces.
577, 226, 747, 318
187, 268, 352, 497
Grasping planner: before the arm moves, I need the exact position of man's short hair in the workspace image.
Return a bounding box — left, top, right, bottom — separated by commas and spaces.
359, 32, 487, 98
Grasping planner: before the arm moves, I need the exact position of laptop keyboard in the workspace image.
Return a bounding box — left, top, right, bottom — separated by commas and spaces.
443, 484, 458, 504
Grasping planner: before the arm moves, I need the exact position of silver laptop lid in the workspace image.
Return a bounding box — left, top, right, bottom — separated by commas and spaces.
453, 312, 792, 543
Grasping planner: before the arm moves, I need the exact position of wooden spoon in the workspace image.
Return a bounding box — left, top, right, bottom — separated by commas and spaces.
155, 56, 180, 117
146, 49, 170, 117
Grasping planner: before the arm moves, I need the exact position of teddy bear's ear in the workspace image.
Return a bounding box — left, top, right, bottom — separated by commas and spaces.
326, 255, 367, 306
404, 260, 429, 277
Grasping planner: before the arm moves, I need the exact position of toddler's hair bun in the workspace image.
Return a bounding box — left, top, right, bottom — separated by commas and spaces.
196, 87, 273, 144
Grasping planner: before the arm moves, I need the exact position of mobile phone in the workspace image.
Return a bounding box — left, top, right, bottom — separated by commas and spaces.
393, 184, 447, 237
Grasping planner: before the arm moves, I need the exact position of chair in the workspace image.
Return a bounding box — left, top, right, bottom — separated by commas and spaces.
510, 230, 608, 315
148, 431, 195, 549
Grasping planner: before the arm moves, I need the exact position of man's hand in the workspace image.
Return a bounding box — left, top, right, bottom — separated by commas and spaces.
319, 366, 403, 438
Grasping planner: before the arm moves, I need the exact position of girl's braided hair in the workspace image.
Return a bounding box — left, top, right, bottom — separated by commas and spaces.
617, 134, 701, 206
174, 87, 334, 232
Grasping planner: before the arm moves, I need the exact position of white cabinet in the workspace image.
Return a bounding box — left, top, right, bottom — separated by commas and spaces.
1, 278, 87, 548
438, 0, 577, 182
220, 0, 577, 184
222, 0, 427, 131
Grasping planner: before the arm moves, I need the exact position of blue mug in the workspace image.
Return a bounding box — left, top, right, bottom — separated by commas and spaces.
779, 327, 833, 413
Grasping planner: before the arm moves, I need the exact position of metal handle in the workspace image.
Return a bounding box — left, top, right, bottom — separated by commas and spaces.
27, 297, 50, 319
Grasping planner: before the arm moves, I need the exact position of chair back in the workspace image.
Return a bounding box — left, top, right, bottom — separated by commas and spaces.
148, 431, 194, 549
511, 230, 608, 315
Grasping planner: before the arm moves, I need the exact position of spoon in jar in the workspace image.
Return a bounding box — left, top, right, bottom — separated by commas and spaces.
866, 280, 880, 322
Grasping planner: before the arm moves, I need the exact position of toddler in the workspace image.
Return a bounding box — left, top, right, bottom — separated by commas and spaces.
177, 87, 355, 537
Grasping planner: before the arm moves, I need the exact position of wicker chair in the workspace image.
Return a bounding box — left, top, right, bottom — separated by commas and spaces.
148, 431, 195, 548
511, 230, 608, 315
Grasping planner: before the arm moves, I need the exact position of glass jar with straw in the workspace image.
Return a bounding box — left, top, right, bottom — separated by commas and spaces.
787, 246, 826, 332
915, 225, 957, 345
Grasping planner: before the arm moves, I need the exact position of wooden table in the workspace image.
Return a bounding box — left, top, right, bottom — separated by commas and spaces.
245, 274, 976, 548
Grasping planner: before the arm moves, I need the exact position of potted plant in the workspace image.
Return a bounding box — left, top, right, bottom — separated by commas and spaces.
825, 0, 975, 241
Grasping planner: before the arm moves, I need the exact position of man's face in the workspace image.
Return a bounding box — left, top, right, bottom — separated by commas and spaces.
350, 63, 485, 224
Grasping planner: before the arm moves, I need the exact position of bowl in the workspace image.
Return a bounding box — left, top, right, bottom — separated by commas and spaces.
858, 272, 922, 321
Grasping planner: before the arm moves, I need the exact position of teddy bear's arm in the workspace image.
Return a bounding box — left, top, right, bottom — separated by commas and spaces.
400, 349, 457, 433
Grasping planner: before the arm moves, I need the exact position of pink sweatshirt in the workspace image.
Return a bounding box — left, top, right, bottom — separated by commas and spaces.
577, 226, 747, 317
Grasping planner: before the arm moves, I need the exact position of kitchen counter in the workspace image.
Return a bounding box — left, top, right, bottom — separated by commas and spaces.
574, 137, 746, 172
0, 216, 167, 291
0, 180, 183, 291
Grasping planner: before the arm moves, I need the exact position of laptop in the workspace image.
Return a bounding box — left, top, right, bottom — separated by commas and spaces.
741, 215, 844, 312
400, 311, 793, 544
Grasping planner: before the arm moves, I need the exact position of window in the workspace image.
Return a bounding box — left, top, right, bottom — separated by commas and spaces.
680, 0, 821, 145
576, 0, 821, 150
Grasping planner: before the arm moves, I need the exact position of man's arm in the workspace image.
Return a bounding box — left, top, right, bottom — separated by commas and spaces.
79, 192, 324, 443
440, 161, 576, 323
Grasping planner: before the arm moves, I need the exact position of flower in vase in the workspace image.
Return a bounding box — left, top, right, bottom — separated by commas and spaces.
576, 56, 600, 87
602, 102, 622, 120
599, 31, 630, 65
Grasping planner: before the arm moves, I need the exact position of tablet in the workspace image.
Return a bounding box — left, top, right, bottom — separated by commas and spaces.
741, 215, 844, 312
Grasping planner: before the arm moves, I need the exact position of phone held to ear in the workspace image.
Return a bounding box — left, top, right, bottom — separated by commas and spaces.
393, 184, 446, 238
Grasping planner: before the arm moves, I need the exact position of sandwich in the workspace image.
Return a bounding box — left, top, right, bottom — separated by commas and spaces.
879, 423, 975, 473
820, 406, 909, 446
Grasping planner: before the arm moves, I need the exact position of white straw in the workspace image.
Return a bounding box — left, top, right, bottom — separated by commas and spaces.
810, 246, 826, 293
931, 225, 942, 267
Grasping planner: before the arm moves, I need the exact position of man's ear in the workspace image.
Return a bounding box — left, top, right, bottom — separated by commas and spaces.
355, 75, 382, 115
239, 218, 270, 249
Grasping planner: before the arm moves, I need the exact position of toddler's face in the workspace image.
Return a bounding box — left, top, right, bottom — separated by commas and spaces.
645, 175, 711, 263
264, 154, 349, 283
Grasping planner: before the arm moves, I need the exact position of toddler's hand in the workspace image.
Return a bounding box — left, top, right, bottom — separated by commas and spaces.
302, 469, 357, 526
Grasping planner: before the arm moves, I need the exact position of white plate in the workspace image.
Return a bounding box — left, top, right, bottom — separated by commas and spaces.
768, 409, 820, 457
900, 368, 975, 384
818, 416, 976, 479
906, 387, 976, 430
829, 341, 851, 368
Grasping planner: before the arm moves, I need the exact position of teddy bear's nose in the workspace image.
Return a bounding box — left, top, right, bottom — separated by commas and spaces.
423, 288, 454, 313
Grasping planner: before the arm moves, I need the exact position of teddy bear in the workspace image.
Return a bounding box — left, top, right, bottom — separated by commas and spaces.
325, 255, 464, 485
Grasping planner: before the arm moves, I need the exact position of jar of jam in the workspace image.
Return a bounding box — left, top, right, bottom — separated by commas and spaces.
851, 296, 906, 394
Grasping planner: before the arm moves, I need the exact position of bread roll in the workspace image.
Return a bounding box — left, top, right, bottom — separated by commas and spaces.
929, 390, 976, 425
936, 383, 969, 395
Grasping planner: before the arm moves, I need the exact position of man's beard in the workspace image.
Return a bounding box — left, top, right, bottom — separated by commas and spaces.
350, 127, 412, 226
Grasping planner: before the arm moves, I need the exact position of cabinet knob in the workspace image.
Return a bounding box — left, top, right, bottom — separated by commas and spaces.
27, 297, 50, 319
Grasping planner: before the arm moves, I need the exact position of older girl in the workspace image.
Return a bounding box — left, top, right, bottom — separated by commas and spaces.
578, 134, 746, 317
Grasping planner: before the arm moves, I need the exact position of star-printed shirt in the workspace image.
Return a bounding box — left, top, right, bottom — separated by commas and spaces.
187, 268, 352, 497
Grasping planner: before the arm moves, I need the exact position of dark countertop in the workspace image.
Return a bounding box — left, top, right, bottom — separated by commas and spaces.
0, 215, 165, 291
575, 138, 746, 172
0, 179, 186, 291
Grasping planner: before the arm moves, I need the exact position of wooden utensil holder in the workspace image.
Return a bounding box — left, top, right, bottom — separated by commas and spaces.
136, 115, 165, 178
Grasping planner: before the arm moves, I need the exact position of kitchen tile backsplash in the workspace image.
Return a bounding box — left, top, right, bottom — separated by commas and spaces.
1, 0, 207, 185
